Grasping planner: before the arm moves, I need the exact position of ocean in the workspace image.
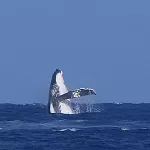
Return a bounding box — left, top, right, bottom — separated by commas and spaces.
0, 103, 150, 150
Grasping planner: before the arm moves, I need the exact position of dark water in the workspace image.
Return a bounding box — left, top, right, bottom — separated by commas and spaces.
0, 103, 150, 150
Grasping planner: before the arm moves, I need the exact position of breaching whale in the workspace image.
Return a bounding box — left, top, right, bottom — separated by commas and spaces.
48, 69, 96, 114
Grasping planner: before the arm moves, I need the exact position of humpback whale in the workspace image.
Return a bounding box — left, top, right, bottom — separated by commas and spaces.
48, 69, 96, 114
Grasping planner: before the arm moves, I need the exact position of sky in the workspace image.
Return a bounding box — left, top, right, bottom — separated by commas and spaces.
0, 1, 150, 104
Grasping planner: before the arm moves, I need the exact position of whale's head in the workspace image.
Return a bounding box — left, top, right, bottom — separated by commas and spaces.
50, 69, 68, 97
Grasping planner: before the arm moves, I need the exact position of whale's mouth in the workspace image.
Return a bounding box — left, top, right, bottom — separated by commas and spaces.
55, 69, 64, 82
55, 69, 63, 74
50, 69, 65, 87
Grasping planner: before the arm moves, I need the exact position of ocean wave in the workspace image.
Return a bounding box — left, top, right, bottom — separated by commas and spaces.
52, 128, 79, 132
0, 121, 149, 132
74, 119, 88, 122
121, 127, 130, 131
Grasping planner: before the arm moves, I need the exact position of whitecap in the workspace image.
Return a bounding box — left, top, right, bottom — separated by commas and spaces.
52, 128, 79, 132
141, 128, 148, 130
60, 129, 68, 132
75, 120, 87, 122
121, 128, 130, 131
69, 128, 79, 132
114, 102, 123, 105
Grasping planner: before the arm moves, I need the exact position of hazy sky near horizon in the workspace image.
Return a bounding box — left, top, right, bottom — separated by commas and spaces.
0, 1, 150, 104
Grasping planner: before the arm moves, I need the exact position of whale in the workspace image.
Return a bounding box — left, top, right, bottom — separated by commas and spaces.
48, 69, 96, 114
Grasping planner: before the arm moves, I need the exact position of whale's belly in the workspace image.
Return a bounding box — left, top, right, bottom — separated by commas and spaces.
59, 101, 73, 114
50, 100, 73, 114
50, 103, 55, 113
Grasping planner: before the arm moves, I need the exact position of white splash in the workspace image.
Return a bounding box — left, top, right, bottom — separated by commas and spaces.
53, 128, 79, 132
121, 127, 130, 131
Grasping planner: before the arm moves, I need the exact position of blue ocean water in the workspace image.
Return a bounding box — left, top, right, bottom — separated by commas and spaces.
0, 103, 150, 150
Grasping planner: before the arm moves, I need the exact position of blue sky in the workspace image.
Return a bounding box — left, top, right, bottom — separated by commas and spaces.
0, 1, 150, 104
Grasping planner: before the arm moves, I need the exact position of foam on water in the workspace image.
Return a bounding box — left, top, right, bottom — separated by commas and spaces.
121, 127, 130, 131
52, 128, 79, 132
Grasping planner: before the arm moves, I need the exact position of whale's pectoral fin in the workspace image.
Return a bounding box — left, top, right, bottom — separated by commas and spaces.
57, 88, 96, 101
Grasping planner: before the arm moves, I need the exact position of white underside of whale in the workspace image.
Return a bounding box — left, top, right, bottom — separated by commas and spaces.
49, 69, 96, 114
50, 72, 73, 114
50, 101, 73, 114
